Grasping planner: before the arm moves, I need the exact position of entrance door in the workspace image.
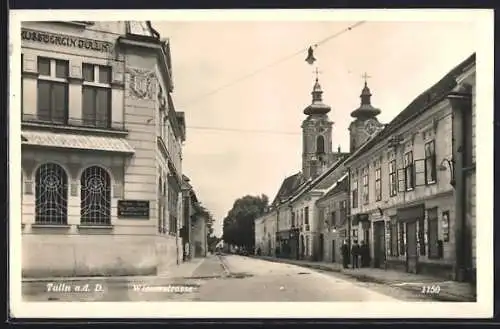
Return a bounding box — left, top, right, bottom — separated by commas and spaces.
331, 240, 336, 263
406, 221, 418, 273
373, 221, 385, 268
300, 235, 305, 260
318, 234, 324, 261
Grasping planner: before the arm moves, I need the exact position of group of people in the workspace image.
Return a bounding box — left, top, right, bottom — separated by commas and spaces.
341, 240, 370, 269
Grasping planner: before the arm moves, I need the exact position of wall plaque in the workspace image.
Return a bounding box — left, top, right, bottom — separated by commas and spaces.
117, 200, 150, 219
21, 29, 113, 53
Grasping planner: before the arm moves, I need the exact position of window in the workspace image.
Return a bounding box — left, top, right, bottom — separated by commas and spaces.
404, 151, 414, 191
169, 214, 178, 235
375, 167, 382, 201
362, 168, 369, 204
80, 166, 111, 225
35, 163, 68, 224
463, 106, 473, 167
37, 57, 69, 124
316, 135, 325, 154
304, 207, 309, 225
158, 177, 163, 233
389, 160, 397, 197
168, 185, 179, 235
427, 208, 440, 259
82, 63, 112, 128
390, 217, 398, 256
339, 200, 347, 225
398, 222, 406, 256
331, 211, 336, 226
352, 179, 358, 208
425, 140, 437, 184
291, 211, 295, 227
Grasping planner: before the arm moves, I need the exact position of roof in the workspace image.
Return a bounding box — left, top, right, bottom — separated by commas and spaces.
21, 131, 135, 154
320, 173, 349, 200
289, 156, 347, 203
346, 53, 476, 164
271, 172, 305, 205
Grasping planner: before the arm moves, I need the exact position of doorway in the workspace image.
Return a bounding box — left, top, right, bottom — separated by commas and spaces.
406, 221, 418, 273
300, 235, 305, 260
331, 240, 336, 263
373, 221, 386, 268
318, 234, 324, 261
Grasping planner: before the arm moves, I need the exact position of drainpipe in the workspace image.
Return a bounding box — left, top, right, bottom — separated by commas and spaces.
448, 87, 471, 282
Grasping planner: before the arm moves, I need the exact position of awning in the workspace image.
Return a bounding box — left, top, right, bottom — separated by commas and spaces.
21, 131, 135, 154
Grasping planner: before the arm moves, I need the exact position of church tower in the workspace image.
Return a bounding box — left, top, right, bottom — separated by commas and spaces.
302, 72, 334, 180
349, 75, 383, 153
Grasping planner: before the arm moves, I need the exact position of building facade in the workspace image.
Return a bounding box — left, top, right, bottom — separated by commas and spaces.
21, 21, 186, 277
254, 209, 277, 256
449, 56, 476, 282
316, 173, 349, 263
345, 54, 476, 280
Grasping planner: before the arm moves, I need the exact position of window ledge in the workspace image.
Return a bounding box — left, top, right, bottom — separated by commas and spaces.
22, 71, 39, 78
22, 121, 129, 137
77, 225, 114, 230
31, 224, 71, 229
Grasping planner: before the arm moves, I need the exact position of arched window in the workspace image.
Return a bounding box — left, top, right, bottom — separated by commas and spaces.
316, 135, 325, 154
35, 163, 68, 224
80, 166, 111, 225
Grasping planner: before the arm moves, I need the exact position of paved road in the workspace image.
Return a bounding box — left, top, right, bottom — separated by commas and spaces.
194, 255, 418, 301
22, 255, 428, 302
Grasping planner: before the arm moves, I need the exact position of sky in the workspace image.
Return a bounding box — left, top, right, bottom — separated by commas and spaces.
152, 20, 477, 237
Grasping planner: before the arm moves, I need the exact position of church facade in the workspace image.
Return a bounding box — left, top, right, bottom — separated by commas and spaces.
20, 21, 198, 277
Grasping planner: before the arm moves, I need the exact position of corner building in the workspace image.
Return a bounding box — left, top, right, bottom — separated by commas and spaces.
20, 21, 185, 277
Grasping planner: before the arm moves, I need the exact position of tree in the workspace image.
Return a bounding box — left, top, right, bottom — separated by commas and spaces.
222, 194, 269, 251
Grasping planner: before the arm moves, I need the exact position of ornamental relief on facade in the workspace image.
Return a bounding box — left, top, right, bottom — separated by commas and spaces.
126, 67, 157, 100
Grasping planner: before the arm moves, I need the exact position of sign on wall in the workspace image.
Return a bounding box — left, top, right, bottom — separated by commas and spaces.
117, 200, 150, 219
21, 29, 113, 53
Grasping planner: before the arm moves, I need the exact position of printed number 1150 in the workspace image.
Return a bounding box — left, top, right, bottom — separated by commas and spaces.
421, 285, 441, 294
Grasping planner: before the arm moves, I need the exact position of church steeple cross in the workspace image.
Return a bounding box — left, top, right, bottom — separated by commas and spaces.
361, 72, 371, 86
314, 67, 322, 81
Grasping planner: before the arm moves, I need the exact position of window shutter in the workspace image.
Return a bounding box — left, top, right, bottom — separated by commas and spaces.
414, 159, 426, 186
397, 168, 406, 192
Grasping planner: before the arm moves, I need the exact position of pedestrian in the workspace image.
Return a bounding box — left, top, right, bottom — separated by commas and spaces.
341, 240, 349, 269
351, 240, 360, 269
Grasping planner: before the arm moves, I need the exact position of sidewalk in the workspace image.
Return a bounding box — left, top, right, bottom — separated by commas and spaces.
255, 256, 476, 302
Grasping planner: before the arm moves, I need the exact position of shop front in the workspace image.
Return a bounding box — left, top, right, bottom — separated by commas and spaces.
397, 204, 425, 274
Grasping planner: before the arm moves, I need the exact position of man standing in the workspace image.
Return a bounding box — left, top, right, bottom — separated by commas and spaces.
341, 240, 350, 268
351, 240, 360, 269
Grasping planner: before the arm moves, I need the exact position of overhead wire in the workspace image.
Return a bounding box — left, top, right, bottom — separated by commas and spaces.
177, 21, 367, 109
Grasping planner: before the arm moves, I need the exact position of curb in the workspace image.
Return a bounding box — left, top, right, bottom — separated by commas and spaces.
254, 256, 475, 302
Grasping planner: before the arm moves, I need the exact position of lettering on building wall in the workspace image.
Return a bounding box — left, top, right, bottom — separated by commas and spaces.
117, 200, 150, 219
21, 29, 113, 53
